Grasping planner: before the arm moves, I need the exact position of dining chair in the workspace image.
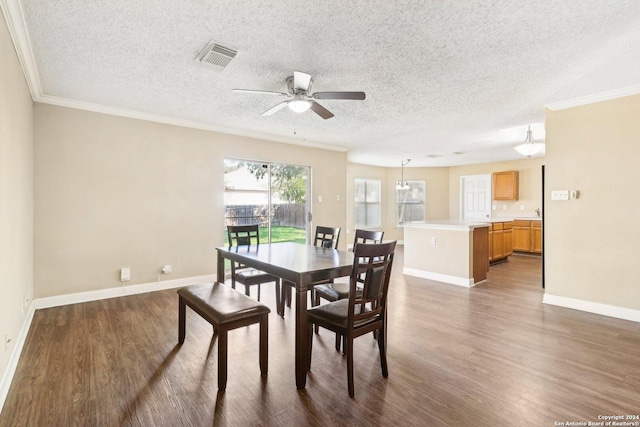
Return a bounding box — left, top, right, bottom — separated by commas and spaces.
312, 229, 384, 350
226, 224, 282, 316
307, 240, 397, 397
280, 225, 341, 313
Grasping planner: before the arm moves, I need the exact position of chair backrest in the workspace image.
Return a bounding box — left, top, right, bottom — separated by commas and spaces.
352, 229, 384, 248
348, 241, 397, 327
227, 224, 260, 247
314, 226, 340, 249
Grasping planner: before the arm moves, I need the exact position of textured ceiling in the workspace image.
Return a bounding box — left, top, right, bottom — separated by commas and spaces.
11, 0, 640, 166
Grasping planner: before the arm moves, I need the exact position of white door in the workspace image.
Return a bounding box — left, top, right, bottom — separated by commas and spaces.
460, 174, 491, 219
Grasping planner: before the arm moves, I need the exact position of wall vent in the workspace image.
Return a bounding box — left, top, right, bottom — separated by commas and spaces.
196, 41, 237, 71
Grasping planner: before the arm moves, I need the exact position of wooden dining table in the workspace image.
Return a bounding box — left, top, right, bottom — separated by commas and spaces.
216, 241, 354, 389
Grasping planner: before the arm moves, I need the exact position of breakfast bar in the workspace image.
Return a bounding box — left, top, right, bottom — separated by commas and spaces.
403, 220, 490, 287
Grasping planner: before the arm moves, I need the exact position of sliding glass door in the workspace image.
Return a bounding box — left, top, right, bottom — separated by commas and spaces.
224, 159, 310, 244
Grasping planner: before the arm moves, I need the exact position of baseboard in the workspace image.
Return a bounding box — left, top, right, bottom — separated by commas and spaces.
403, 267, 475, 288
0, 300, 36, 416
543, 294, 640, 323
33, 274, 217, 310
0, 273, 218, 414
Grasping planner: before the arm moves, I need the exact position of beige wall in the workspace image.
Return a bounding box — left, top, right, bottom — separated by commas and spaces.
545, 95, 640, 310
0, 10, 34, 385
449, 158, 545, 219
346, 163, 449, 243
34, 104, 347, 298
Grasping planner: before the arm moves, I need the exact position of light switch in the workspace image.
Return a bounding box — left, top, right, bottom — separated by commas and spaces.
551, 190, 569, 201
318, 195, 323, 203
430, 237, 436, 245
120, 267, 130, 282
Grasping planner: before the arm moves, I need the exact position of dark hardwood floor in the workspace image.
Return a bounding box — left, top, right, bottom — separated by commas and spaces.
2, 250, 639, 426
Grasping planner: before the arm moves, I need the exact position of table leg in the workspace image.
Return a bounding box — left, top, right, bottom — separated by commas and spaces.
216, 250, 224, 284
295, 281, 308, 389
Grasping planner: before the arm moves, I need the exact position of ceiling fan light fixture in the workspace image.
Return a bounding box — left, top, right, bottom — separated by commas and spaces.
288, 99, 312, 113
515, 125, 545, 157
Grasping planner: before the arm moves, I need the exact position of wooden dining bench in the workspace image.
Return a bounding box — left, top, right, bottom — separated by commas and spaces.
177, 282, 270, 391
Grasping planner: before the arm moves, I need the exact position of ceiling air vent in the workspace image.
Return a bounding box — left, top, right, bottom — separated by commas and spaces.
196, 41, 237, 71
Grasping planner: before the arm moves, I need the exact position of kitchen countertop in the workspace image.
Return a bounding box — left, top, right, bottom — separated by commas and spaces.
403, 217, 541, 230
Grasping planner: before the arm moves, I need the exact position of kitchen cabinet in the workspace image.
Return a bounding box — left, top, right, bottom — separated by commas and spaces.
489, 221, 512, 263
493, 171, 519, 200
531, 221, 542, 253
513, 220, 542, 254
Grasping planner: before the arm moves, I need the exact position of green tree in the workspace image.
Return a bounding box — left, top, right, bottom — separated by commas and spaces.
244, 163, 307, 204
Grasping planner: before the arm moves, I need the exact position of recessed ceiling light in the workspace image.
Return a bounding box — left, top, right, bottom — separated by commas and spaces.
426, 154, 442, 158
453, 151, 466, 155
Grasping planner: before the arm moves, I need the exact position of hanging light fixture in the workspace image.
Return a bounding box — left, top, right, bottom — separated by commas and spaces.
395, 159, 411, 190
514, 125, 545, 157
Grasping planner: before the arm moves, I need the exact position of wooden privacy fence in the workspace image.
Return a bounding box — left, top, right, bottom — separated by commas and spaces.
225, 204, 307, 228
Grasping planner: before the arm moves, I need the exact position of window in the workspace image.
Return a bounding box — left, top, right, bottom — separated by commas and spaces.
354, 178, 381, 228
396, 181, 425, 225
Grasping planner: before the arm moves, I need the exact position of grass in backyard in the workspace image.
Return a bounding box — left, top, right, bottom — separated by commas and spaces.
223, 225, 306, 245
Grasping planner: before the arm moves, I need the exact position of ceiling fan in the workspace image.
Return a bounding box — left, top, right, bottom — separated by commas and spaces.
232, 71, 365, 119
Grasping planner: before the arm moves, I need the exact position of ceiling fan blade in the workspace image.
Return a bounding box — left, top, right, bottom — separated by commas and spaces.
262, 101, 289, 116
293, 71, 312, 92
233, 89, 288, 96
309, 101, 334, 120
313, 91, 366, 100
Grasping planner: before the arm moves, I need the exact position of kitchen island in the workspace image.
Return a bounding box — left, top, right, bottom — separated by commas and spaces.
403, 220, 491, 287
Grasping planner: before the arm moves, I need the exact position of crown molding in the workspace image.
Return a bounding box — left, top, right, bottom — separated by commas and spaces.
1, 0, 42, 99
35, 94, 348, 152
545, 84, 640, 111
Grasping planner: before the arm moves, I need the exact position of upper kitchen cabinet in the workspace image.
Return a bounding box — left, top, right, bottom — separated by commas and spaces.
492, 171, 519, 200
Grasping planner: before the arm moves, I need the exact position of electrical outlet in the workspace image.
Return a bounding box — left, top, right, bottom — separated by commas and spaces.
430, 237, 436, 245
162, 265, 172, 274
120, 267, 131, 282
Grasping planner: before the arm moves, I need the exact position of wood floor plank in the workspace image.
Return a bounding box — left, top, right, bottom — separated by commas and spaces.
1, 250, 639, 426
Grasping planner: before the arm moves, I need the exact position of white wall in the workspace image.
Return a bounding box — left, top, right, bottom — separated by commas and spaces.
0, 8, 34, 394
545, 95, 640, 311
34, 104, 347, 298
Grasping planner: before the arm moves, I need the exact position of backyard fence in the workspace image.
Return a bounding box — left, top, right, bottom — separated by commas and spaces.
225, 204, 307, 228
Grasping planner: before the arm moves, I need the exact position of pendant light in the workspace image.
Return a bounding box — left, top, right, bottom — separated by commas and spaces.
395, 159, 411, 190
514, 125, 545, 157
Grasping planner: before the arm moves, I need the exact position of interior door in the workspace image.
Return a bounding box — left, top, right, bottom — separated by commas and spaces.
460, 174, 492, 219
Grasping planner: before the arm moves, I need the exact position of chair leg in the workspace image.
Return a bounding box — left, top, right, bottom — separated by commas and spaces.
346, 336, 354, 398
378, 325, 388, 378
178, 297, 186, 344
218, 328, 228, 391
286, 285, 292, 307
335, 333, 341, 352
259, 314, 268, 375
244, 285, 250, 297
